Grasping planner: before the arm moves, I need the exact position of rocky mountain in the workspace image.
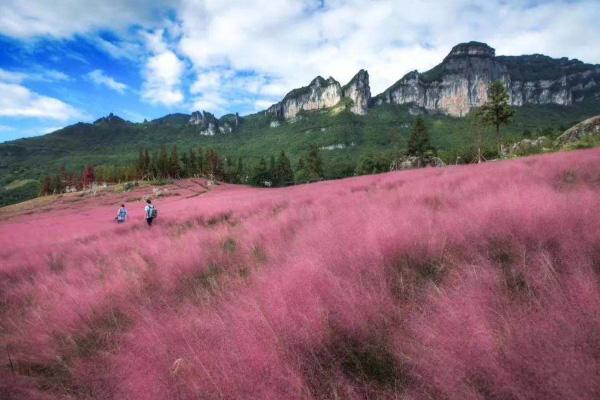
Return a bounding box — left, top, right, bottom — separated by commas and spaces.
267, 70, 371, 120
375, 41, 600, 116
188, 111, 241, 135
342, 69, 371, 115
93, 113, 129, 125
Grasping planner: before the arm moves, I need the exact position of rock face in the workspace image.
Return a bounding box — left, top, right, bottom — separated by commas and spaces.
556, 115, 600, 145
342, 69, 371, 115
267, 71, 371, 120
189, 111, 240, 135
376, 41, 600, 116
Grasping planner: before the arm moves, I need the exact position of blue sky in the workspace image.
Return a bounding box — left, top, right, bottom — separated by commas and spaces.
1, 0, 599, 142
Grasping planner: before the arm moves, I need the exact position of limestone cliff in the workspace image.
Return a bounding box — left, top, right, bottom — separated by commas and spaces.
375, 41, 600, 116
342, 69, 371, 115
267, 71, 371, 119
189, 111, 241, 135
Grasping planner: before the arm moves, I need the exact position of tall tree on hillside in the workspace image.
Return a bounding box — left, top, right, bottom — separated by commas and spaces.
275, 151, 294, 186
205, 149, 222, 180
305, 145, 323, 181
136, 149, 146, 179
476, 81, 514, 153
158, 145, 169, 178
169, 145, 182, 178
188, 148, 198, 177
197, 147, 205, 175
268, 155, 276, 183
81, 165, 95, 188
40, 176, 52, 195
407, 117, 434, 160
251, 157, 269, 186
236, 157, 245, 183
181, 151, 190, 178
143, 149, 151, 178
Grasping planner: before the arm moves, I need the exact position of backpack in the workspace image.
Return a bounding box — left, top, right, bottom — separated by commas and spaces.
150, 205, 158, 218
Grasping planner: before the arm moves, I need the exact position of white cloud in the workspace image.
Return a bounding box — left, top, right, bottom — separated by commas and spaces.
93, 37, 144, 61
0, 0, 177, 38
0, 81, 85, 120
0, 67, 70, 83
86, 69, 128, 93
141, 30, 185, 106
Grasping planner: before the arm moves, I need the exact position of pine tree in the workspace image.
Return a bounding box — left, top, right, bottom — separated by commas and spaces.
197, 148, 205, 175
251, 157, 269, 186
236, 157, 244, 183
169, 145, 181, 178
275, 151, 293, 186
158, 145, 169, 178
136, 149, 145, 179
205, 149, 222, 180
268, 155, 276, 183
189, 148, 198, 176
181, 152, 189, 178
305, 145, 323, 181
143, 149, 151, 178
476, 81, 514, 152
407, 117, 434, 159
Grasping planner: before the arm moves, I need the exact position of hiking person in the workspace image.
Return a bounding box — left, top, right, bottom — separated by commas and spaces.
115, 204, 128, 223
144, 199, 157, 226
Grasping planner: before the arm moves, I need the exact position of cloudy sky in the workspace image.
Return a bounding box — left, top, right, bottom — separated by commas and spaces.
0, 0, 599, 141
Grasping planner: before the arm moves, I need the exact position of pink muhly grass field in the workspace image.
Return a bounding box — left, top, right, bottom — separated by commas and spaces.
1, 148, 600, 399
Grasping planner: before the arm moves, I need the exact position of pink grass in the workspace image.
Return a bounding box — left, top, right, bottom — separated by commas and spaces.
1, 149, 600, 399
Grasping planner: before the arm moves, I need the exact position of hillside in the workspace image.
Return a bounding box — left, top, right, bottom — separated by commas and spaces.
1, 148, 600, 399
2, 41, 600, 207
2, 100, 599, 205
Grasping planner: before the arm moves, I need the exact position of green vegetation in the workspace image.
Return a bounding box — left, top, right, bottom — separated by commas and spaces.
475, 81, 515, 150
1, 99, 599, 206
407, 117, 435, 159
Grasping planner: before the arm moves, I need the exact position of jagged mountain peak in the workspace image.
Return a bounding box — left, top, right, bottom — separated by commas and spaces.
268, 70, 371, 119
93, 112, 128, 125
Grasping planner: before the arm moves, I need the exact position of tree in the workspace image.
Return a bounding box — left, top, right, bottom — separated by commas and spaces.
136, 149, 146, 179
205, 149, 222, 180
81, 165, 95, 189
197, 147, 205, 175
275, 151, 294, 186
268, 155, 276, 183
40, 175, 52, 195
157, 145, 169, 178
188, 148, 198, 176
143, 149, 151, 178
476, 81, 514, 152
250, 156, 269, 186
305, 145, 323, 181
181, 152, 190, 178
356, 153, 390, 175
169, 145, 182, 178
407, 117, 434, 160
236, 157, 245, 183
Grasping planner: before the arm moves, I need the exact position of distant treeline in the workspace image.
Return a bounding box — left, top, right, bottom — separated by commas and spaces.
38, 145, 326, 195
